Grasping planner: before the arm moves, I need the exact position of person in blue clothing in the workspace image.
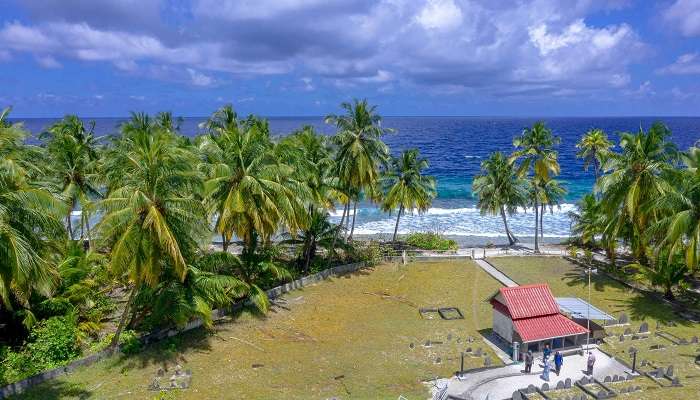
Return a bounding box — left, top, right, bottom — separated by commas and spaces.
554, 351, 563, 375
542, 344, 551, 364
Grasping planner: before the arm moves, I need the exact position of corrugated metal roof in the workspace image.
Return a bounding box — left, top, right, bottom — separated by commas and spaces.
499, 284, 560, 319
555, 297, 616, 321
513, 313, 589, 343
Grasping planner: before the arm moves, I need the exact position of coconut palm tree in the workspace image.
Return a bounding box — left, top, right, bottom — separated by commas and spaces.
511, 121, 561, 252
538, 178, 567, 241
41, 115, 102, 245
0, 107, 65, 326
382, 149, 436, 242
597, 123, 675, 262
326, 99, 391, 241
576, 129, 613, 181
281, 210, 347, 272
633, 249, 688, 300
649, 147, 700, 271
198, 106, 308, 252
568, 194, 603, 246
472, 152, 527, 245
98, 113, 207, 348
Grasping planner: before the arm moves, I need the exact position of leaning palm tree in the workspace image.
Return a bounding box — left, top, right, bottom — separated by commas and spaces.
537, 178, 567, 241
41, 115, 102, 244
98, 113, 207, 348
576, 129, 613, 181
472, 152, 527, 245
0, 107, 66, 326
198, 106, 309, 251
382, 149, 436, 242
597, 123, 676, 262
326, 99, 391, 241
511, 121, 561, 252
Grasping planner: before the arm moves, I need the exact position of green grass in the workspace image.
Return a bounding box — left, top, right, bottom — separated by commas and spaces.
17, 260, 501, 400
487, 256, 700, 400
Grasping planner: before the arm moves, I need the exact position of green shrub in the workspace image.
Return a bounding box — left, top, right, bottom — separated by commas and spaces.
404, 232, 458, 251
0, 315, 81, 385
119, 330, 142, 355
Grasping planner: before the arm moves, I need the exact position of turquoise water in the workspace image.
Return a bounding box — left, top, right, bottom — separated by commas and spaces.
17, 116, 700, 240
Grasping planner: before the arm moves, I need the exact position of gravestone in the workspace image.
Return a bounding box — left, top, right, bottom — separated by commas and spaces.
565, 378, 572, 388
650, 344, 665, 350
447, 333, 452, 341
483, 356, 492, 367
465, 347, 472, 353
424, 340, 431, 347
671, 377, 681, 386
468, 336, 474, 343
512, 391, 523, 400
639, 322, 649, 333
597, 390, 607, 399
612, 375, 619, 382
527, 384, 537, 393
474, 347, 482, 356
541, 383, 549, 391
624, 327, 632, 335
640, 359, 648, 366
619, 334, 625, 342
679, 338, 689, 345
628, 346, 637, 354
556, 381, 565, 389
604, 376, 611, 383
667, 365, 674, 377
619, 387, 628, 394
435, 357, 442, 364
691, 336, 699, 344
409, 343, 414, 349
618, 312, 628, 324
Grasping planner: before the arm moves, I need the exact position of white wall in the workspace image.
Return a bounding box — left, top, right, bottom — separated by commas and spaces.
492, 309, 514, 343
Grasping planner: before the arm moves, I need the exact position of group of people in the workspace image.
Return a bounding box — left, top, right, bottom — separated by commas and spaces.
522, 344, 596, 381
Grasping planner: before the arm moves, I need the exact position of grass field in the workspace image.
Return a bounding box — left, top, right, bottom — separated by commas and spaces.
487, 256, 700, 400
17, 260, 502, 400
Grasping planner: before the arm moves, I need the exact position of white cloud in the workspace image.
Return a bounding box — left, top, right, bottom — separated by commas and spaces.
415, 0, 463, 31
663, 0, 700, 37
187, 68, 215, 87
35, 55, 61, 68
657, 52, 700, 75
301, 77, 314, 91
129, 95, 145, 101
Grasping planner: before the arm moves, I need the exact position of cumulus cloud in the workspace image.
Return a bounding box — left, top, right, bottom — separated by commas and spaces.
663, 0, 700, 37
0, 0, 653, 98
658, 53, 700, 75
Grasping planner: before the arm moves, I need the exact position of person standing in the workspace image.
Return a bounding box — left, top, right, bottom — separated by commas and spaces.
587, 352, 596, 375
542, 359, 551, 381
554, 351, 563, 375
542, 344, 551, 363
524, 350, 534, 373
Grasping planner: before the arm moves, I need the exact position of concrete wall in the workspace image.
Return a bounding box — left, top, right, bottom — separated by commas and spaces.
492, 308, 514, 343
0, 261, 367, 399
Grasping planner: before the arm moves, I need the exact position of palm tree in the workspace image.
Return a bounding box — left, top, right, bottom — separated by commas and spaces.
0, 107, 66, 326
281, 210, 347, 272
576, 129, 612, 181
326, 99, 391, 241
98, 113, 207, 348
597, 123, 675, 261
633, 249, 688, 300
198, 106, 308, 252
382, 149, 436, 242
472, 152, 527, 245
41, 115, 102, 245
650, 147, 700, 271
511, 121, 561, 252
568, 194, 603, 246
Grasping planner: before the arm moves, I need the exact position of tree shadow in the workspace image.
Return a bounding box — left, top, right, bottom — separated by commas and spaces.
616, 295, 694, 327
10, 380, 92, 400
561, 268, 628, 293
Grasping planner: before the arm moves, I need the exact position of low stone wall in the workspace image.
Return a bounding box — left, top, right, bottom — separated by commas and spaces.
0, 261, 367, 399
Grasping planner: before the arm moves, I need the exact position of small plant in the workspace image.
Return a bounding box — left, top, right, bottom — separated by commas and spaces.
119, 330, 142, 355
568, 246, 578, 259
583, 249, 593, 264
405, 232, 458, 251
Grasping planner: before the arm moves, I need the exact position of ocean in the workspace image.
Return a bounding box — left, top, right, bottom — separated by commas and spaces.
14, 116, 700, 244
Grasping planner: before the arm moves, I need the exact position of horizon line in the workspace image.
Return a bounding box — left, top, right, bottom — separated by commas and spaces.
9, 114, 700, 119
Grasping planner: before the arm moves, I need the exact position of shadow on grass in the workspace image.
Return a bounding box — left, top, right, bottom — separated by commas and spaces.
561, 267, 628, 293
617, 295, 693, 327
10, 380, 91, 400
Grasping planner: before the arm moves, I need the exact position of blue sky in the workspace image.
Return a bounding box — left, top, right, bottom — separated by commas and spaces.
1, 0, 699, 117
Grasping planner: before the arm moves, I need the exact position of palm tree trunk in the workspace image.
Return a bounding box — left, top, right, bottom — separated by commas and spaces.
392, 205, 404, 242
534, 198, 540, 253
500, 206, 515, 246
348, 201, 358, 242
110, 283, 139, 350
540, 204, 545, 241
85, 216, 92, 250
221, 233, 229, 252
328, 202, 349, 265
66, 214, 74, 241
304, 237, 315, 273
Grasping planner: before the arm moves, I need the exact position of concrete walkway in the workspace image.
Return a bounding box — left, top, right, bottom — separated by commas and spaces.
443, 348, 632, 400
474, 259, 518, 287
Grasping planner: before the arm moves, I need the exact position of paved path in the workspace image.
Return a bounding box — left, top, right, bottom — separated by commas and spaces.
442, 348, 632, 400
474, 259, 518, 287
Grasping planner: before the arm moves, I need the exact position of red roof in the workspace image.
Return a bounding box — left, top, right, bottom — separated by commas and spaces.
513, 313, 589, 342
498, 284, 560, 319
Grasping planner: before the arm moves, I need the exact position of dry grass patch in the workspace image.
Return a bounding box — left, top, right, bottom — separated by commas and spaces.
18, 260, 501, 400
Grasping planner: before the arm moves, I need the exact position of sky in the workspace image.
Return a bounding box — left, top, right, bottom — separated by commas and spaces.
1, 0, 699, 117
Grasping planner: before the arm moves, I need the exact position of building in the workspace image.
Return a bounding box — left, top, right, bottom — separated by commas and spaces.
489, 283, 589, 353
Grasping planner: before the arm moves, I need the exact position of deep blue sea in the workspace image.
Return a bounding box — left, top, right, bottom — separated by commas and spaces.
14, 116, 700, 242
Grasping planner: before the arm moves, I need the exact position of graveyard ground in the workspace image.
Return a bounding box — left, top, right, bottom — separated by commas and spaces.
487, 256, 700, 400
15, 260, 502, 400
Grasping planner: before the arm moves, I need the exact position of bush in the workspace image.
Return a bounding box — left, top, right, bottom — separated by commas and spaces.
0, 315, 81, 384
353, 241, 384, 267
119, 330, 142, 355
404, 232, 458, 251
